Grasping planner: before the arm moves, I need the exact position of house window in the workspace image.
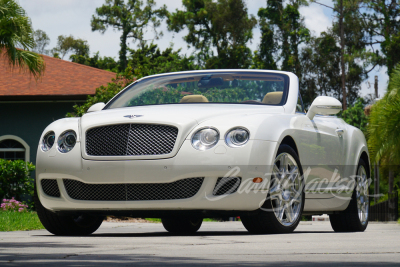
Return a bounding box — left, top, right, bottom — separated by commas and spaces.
0, 136, 30, 162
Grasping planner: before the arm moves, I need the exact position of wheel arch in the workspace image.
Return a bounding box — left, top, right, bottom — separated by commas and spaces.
359, 151, 371, 178
279, 135, 299, 159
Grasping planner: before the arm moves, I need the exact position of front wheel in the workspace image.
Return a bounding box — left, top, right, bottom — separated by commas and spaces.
241, 144, 305, 234
329, 158, 369, 232
34, 188, 103, 236
161, 217, 203, 234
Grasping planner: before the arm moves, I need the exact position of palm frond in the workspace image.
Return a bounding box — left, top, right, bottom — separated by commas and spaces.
368, 65, 400, 166
0, 0, 45, 79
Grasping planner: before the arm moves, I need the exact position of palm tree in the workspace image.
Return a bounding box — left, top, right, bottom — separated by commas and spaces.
0, 0, 45, 79
368, 66, 400, 193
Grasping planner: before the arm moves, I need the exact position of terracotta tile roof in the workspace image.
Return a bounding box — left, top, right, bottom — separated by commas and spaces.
0, 53, 116, 99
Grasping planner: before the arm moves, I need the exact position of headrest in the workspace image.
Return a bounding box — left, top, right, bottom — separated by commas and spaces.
180, 95, 209, 103
262, 92, 283, 105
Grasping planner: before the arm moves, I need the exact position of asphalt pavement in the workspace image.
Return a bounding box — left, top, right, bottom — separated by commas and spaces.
1, 221, 399, 266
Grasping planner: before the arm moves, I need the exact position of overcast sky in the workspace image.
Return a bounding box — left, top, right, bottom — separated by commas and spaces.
19, 0, 388, 98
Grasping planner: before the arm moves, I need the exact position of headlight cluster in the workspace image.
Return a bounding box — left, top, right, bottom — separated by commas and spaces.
41, 130, 77, 153
191, 127, 249, 150
58, 130, 77, 153
191, 128, 219, 151
225, 128, 250, 147
41, 131, 55, 152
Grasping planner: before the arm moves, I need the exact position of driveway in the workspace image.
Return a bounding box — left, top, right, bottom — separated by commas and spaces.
1, 221, 399, 266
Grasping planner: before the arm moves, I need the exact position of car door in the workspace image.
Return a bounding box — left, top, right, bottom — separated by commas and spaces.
294, 95, 346, 198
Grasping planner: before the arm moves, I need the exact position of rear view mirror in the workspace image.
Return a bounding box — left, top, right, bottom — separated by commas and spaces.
197, 77, 224, 88
306, 96, 342, 120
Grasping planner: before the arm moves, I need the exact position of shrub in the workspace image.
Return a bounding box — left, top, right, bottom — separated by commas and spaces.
0, 159, 35, 200
1, 198, 28, 212
66, 70, 135, 117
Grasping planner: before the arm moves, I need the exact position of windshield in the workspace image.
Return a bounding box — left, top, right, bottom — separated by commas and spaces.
105, 71, 289, 109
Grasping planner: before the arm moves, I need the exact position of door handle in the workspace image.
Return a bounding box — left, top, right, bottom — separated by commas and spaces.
336, 129, 344, 137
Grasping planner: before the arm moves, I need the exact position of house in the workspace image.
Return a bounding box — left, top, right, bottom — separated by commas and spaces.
0, 54, 115, 166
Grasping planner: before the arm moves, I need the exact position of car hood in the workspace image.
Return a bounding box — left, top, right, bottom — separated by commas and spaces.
82, 104, 284, 124
80, 104, 284, 160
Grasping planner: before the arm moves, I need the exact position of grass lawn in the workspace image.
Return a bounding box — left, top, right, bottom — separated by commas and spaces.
0, 211, 44, 231
145, 218, 223, 223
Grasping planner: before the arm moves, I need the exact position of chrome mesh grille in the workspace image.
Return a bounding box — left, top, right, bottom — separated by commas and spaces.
86, 124, 178, 156
213, 177, 241, 196
41, 179, 60, 197
63, 178, 204, 201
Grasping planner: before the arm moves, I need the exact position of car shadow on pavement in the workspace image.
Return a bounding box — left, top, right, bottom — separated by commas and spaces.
0, 253, 398, 267
31, 230, 336, 238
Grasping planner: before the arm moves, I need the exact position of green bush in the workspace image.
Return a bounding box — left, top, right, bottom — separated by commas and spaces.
340, 98, 368, 134
0, 159, 35, 201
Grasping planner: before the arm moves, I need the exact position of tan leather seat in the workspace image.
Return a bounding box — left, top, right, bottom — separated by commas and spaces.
180, 95, 209, 103
262, 92, 283, 104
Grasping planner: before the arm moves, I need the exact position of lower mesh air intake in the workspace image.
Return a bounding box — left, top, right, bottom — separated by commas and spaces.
213, 177, 241, 196
41, 179, 61, 197
63, 178, 204, 201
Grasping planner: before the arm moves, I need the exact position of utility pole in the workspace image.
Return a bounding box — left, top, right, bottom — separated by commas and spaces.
374, 75, 379, 204
339, 0, 347, 110
311, 0, 347, 110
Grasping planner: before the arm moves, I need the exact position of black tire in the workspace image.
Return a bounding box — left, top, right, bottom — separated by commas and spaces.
329, 159, 369, 232
161, 217, 203, 234
241, 144, 305, 234
34, 183, 103, 236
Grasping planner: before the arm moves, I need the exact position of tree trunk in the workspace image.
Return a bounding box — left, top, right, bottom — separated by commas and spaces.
388, 169, 396, 221
119, 30, 128, 71
339, 0, 347, 110
374, 163, 380, 203
388, 169, 394, 194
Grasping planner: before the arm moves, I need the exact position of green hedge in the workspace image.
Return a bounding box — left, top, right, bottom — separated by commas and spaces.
0, 159, 35, 201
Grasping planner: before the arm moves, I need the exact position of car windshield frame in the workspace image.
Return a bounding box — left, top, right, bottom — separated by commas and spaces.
104, 71, 290, 110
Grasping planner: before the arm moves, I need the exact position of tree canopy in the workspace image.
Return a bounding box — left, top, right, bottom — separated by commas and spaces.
127, 43, 198, 78
91, 0, 167, 71
32, 29, 50, 55
51, 35, 90, 59
168, 0, 257, 68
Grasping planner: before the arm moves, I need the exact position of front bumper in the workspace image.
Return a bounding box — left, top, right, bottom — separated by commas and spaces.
36, 140, 278, 212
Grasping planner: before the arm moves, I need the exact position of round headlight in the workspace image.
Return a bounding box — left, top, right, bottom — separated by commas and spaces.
191, 127, 219, 150
58, 130, 77, 153
41, 131, 55, 152
225, 128, 250, 147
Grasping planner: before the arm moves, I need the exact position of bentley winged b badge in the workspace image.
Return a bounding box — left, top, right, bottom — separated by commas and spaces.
124, 115, 143, 119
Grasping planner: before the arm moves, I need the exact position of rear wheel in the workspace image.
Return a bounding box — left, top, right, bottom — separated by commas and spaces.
161, 217, 203, 234
241, 144, 305, 234
34, 185, 103, 236
329, 159, 369, 232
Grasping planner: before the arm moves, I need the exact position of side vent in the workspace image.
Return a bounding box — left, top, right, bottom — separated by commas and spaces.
213, 177, 241, 196
41, 179, 60, 197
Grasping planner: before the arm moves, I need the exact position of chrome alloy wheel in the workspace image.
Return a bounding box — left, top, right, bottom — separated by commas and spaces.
269, 153, 303, 226
356, 165, 369, 225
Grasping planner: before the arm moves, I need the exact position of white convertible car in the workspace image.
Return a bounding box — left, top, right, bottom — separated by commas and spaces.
35, 70, 370, 235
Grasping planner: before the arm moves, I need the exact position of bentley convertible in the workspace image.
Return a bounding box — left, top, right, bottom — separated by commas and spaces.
35, 70, 370, 235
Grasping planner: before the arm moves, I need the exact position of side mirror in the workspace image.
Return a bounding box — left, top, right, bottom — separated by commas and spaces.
306, 96, 342, 120
87, 102, 105, 113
